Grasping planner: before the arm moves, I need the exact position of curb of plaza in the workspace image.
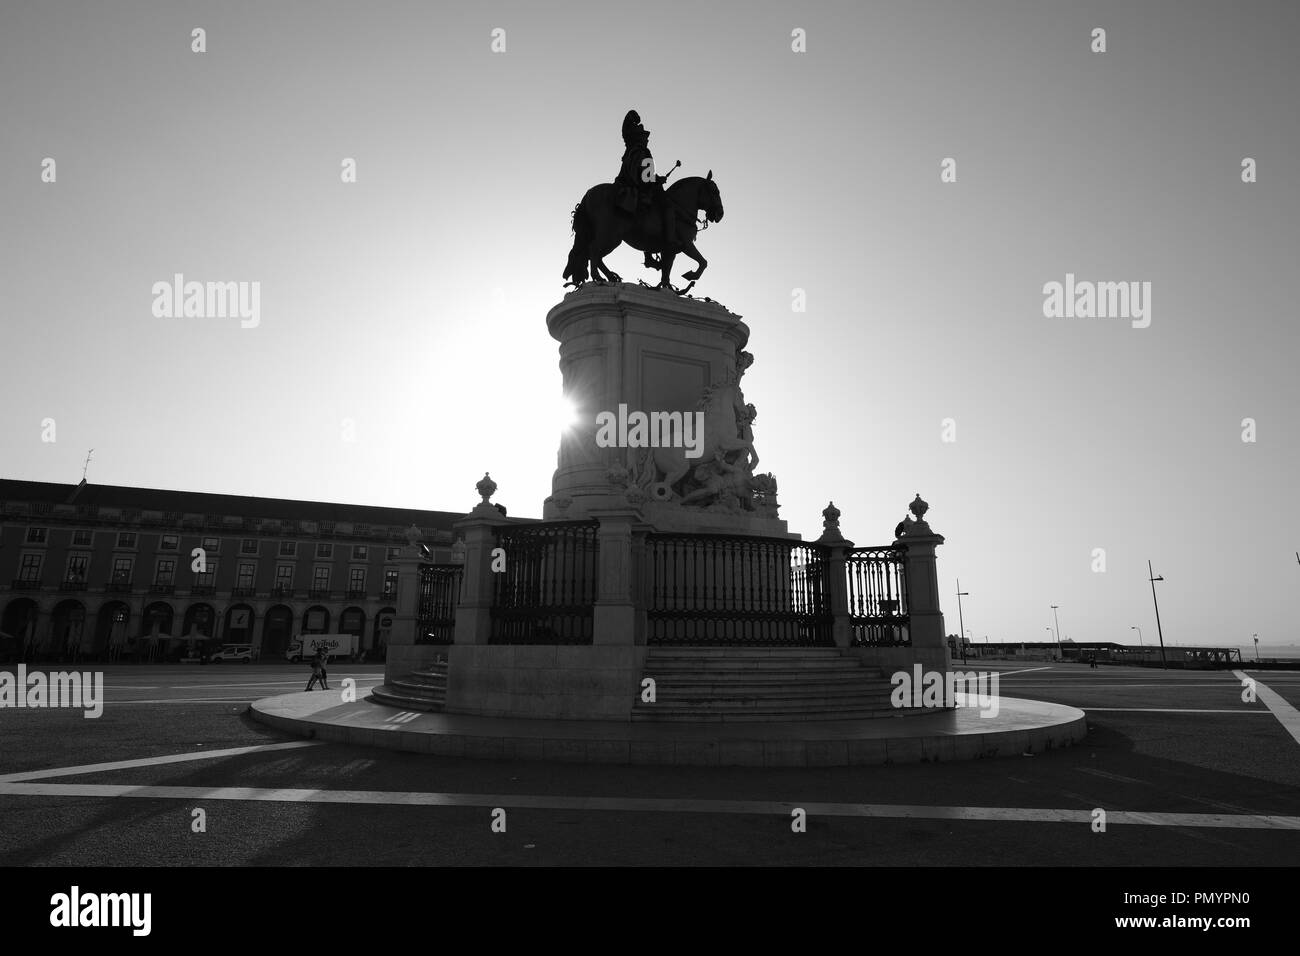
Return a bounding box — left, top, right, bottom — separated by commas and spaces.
248, 691, 1088, 768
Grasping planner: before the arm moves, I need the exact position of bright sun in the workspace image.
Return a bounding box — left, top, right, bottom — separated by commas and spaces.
555, 394, 581, 431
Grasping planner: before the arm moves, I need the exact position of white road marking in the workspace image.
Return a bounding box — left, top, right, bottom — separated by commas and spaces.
108, 698, 260, 705
1233, 670, 1300, 748
0, 782, 1297, 830
1006, 683, 1239, 690
984, 666, 1053, 677
0, 740, 322, 783
1084, 708, 1271, 714
167, 679, 383, 689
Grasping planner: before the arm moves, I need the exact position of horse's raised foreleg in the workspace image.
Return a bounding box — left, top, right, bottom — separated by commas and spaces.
680, 237, 708, 282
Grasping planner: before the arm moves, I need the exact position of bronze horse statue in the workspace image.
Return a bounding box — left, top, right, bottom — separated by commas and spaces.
563, 173, 724, 290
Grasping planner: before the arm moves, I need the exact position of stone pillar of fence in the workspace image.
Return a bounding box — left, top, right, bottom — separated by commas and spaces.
453, 473, 512, 647
894, 494, 949, 673
815, 501, 856, 649
590, 508, 646, 645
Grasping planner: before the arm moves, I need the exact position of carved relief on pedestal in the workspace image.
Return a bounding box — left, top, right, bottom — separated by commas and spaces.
620, 345, 778, 516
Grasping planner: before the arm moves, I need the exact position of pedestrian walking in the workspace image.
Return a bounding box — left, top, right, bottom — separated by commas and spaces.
305, 649, 327, 691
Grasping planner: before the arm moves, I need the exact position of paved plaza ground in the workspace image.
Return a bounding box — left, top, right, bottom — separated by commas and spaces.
1, 661, 1297, 866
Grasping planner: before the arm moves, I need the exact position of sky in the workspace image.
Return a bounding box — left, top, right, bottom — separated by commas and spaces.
1, 0, 1297, 650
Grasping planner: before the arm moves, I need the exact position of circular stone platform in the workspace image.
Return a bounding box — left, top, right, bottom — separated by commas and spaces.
249, 692, 1087, 767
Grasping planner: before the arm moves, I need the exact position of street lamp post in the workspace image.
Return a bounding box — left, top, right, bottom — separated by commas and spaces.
956, 579, 969, 664
1050, 605, 1062, 660
1148, 560, 1168, 669
1254, 633, 1259, 663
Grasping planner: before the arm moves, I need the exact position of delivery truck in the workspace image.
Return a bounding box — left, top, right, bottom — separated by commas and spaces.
286, 633, 359, 663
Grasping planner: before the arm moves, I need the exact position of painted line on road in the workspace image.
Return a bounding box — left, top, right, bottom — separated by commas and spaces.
1003, 683, 1239, 690
1084, 708, 1271, 714
984, 666, 1052, 677
1233, 670, 1300, 748
168, 680, 383, 690
108, 698, 262, 705
0, 782, 1297, 831
0, 740, 323, 783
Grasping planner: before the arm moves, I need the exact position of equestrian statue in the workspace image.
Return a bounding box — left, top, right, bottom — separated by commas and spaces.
563, 109, 724, 292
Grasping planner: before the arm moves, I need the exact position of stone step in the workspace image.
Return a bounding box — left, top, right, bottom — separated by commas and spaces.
647, 681, 894, 697
636, 692, 896, 709
646, 647, 845, 656
647, 692, 897, 707
397, 672, 447, 686
645, 659, 871, 672
391, 678, 446, 696
369, 685, 444, 712
630, 707, 913, 722
649, 676, 895, 691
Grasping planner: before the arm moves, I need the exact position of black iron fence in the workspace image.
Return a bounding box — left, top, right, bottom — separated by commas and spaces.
417, 563, 463, 644
490, 520, 599, 644
846, 546, 910, 646
644, 533, 832, 646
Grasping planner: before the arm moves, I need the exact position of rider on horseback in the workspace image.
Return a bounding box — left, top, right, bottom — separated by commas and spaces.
615, 109, 676, 269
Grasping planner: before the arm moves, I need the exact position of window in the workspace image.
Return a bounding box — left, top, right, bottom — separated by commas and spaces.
72, 530, 93, 547
275, 565, 294, 592
352, 545, 368, 560
154, 559, 175, 586
279, 540, 297, 557
201, 537, 220, 553
195, 558, 218, 588
348, 568, 366, 593
19, 553, 43, 582
383, 568, 398, 596
111, 557, 133, 583
240, 538, 259, 555
312, 566, 331, 591
26, 527, 48, 544
316, 543, 333, 559
237, 562, 256, 589
65, 554, 89, 581
117, 532, 137, 548
159, 534, 179, 551
386, 547, 401, 560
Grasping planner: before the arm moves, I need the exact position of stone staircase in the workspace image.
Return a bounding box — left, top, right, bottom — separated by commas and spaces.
369, 661, 448, 712
631, 647, 906, 722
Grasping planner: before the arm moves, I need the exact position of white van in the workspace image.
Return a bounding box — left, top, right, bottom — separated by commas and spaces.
285, 633, 359, 663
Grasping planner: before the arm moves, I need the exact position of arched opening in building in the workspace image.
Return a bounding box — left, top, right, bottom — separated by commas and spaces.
1, 597, 39, 661
51, 600, 87, 663
263, 605, 294, 657
303, 606, 330, 635
340, 606, 365, 655
139, 601, 175, 662
95, 601, 131, 662
374, 606, 396, 661
224, 603, 256, 649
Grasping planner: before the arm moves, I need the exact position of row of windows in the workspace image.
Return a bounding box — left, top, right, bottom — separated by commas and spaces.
15, 526, 403, 560
15, 552, 401, 593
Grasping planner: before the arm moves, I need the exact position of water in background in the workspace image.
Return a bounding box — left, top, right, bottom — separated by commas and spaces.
1228, 643, 1300, 661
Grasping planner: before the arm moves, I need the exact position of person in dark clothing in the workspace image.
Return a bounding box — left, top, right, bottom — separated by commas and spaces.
305, 649, 328, 691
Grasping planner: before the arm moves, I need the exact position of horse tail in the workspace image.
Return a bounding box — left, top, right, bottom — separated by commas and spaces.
563, 199, 590, 282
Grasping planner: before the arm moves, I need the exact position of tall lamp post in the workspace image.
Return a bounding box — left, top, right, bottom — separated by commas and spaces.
1148, 560, 1168, 669
956, 579, 969, 664
1254, 633, 1259, 663
1130, 624, 1144, 665
1050, 604, 1062, 660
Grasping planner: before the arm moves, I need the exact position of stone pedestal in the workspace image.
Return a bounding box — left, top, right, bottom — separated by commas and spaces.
544, 283, 788, 538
